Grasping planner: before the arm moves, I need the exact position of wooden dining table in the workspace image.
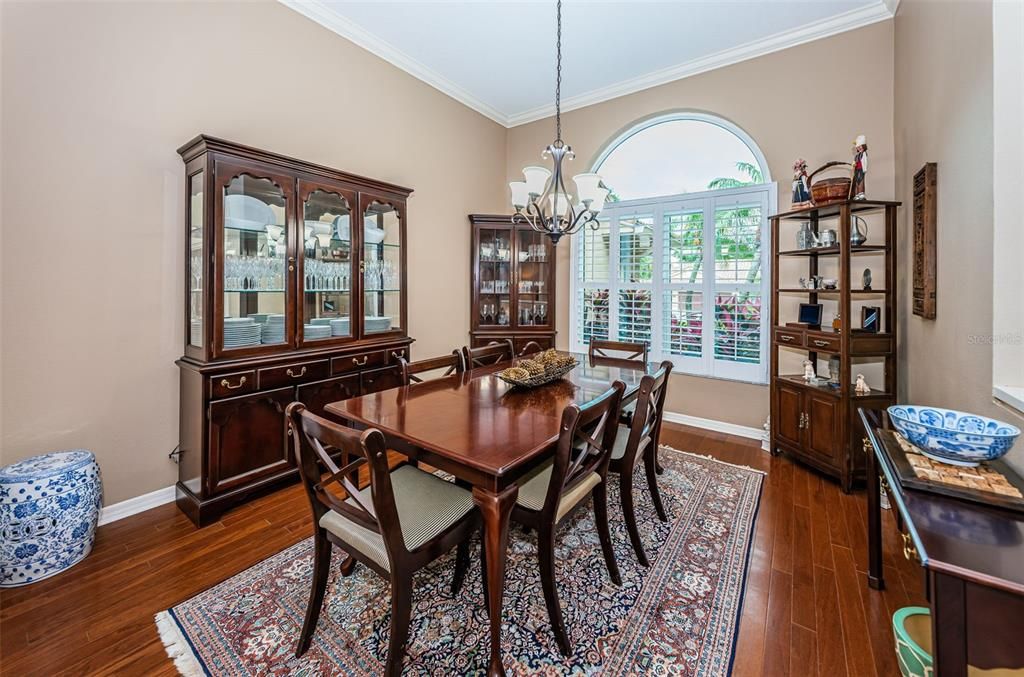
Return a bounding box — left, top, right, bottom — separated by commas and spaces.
325, 352, 657, 676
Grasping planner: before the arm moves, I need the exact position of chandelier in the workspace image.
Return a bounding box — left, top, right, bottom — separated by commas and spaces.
509, 0, 607, 245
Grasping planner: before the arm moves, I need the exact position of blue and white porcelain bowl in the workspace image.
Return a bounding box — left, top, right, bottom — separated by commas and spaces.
0, 450, 102, 587
887, 406, 1020, 467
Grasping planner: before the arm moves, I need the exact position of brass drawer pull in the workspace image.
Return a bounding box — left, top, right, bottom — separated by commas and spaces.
780, 335, 794, 342
286, 367, 307, 379
352, 356, 369, 366
812, 340, 830, 347
901, 532, 920, 563
391, 350, 405, 359
220, 376, 247, 390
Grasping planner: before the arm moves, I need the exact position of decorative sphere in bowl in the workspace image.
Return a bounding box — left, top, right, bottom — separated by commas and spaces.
887, 405, 1020, 466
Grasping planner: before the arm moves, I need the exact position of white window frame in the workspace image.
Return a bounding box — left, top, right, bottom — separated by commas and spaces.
570, 182, 776, 384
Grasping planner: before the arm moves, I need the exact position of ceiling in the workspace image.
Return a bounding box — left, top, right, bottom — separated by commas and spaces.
281, 0, 896, 127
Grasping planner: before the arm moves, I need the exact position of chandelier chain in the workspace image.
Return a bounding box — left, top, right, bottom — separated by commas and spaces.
555, 0, 562, 144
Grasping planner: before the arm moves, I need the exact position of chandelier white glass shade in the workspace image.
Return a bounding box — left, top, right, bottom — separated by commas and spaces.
509, 1, 606, 245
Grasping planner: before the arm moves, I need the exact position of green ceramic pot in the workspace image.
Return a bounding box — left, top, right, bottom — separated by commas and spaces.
893, 606, 933, 677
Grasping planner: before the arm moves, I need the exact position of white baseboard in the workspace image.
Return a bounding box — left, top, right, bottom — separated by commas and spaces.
662, 411, 766, 442
98, 485, 177, 526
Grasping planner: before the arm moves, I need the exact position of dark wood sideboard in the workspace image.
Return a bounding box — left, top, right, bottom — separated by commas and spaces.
175, 136, 413, 526
861, 408, 1024, 675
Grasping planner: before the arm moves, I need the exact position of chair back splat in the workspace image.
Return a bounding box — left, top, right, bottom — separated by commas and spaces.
462, 339, 515, 368
398, 352, 464, 385
589, 339, 648, 363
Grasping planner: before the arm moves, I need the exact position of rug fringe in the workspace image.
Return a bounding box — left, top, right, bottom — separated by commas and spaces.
155, 611, 204, 677
660, 444, 767, 475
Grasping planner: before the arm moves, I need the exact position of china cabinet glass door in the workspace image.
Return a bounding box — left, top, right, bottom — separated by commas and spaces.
477, 226, 512, 328
361, 197, 404, 336
188, 171, 204, 348
216, 168, 294, 355
298, 181, 357, 346
514, 228, 552, 328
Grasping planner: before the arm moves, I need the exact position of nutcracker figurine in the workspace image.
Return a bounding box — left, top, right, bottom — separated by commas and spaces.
850, 135, 868, 200
791, 158, 813, 208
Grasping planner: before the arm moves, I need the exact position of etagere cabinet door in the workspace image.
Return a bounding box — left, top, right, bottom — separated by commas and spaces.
296, 179, 359, 348
806, 392, 840, 462
513, 226, 553, 330
474, 224, 513, 330
184, 161, 207, 361
213, 160, 297, 359
206, 386, 293, 495
358, 193, 406, 339
775, 383, 804, 449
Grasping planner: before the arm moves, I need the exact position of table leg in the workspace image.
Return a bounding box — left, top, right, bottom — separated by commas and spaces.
865, 437, 885, 590
472, 485, 518, 677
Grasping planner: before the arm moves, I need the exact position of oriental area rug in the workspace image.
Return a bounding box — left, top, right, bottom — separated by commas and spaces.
156, 448, 763, 676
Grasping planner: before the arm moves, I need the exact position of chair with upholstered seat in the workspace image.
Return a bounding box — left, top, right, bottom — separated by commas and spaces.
609, 360, 672, 566
397, 351, 464, 385
287, 402, 480, 676
510, 381, 625, 656
462, 339, 515, 368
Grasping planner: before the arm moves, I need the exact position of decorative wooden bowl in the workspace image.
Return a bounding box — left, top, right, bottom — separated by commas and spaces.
809, 161, 853, 206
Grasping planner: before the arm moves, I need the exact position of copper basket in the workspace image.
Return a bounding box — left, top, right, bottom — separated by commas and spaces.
809, 161, 853, 206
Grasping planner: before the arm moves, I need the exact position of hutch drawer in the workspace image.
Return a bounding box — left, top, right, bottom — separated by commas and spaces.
210, 370, 256, 399
806, 331, 841, 353
773, 327, 804, 347
332, 350, 388, 375
258, 359, 329, 389
387, 347, 410, 363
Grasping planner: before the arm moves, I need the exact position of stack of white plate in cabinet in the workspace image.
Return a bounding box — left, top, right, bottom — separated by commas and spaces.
304, 324, 331, 340
261, 314, 286, 344
330, 318, 350, 336
223, 317, 261, 348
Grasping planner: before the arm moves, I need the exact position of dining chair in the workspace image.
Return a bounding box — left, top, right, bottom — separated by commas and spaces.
517, 340, 544, 356
509, 381, 625, 656
287, 402, 480, 676
608, 360, 673, 566
588, 339, 648, 363
398, 351, 464, 385
462, 339, 514, 368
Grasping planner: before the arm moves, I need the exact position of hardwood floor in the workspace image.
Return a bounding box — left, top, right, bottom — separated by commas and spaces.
0, 423, 923, 676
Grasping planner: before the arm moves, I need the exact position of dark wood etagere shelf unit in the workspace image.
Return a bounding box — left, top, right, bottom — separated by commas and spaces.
469, 214, 556, 352
176, 136, 414, 526
769, 199, 900, 491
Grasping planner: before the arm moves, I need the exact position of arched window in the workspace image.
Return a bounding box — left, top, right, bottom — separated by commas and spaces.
572, 113, 775, 383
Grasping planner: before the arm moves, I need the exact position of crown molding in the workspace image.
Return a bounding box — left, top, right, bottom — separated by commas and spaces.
280, 0, 894, 130
278, 0, 511, 126
506, 0, 895, 126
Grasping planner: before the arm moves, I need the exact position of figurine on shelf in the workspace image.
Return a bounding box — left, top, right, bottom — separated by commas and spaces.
791, 158, 814, 209
863, 267, 873, 290
855, 373, 871, 395
803, 359, 816, 381
850, 135, 868, 200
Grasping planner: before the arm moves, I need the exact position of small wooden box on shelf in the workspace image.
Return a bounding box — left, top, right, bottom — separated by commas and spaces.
468, 214, 556, 354
769, 198, 900, 491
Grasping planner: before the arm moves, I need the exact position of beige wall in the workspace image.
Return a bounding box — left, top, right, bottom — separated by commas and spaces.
0, 1, 508, 503
894, 0, 1024, 472
506, 22, 896, 428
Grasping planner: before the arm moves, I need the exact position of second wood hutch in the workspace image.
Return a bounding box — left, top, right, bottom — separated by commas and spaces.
176, 136, 413, 526
469, 214, 557, 353
769, 199, 900, 492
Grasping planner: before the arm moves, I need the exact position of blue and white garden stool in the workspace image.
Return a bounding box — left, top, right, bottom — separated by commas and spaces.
0, 450, 102, 587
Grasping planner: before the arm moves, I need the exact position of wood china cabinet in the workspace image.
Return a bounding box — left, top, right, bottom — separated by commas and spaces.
176, 136, 413, 526
769, 199, 900, 491
469, 214, 556, 353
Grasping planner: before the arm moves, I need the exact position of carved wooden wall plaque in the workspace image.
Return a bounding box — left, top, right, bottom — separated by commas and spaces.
912, 163, 937, 319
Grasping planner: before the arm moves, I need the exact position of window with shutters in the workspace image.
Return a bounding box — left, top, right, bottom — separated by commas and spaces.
571, 114, 774, 384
